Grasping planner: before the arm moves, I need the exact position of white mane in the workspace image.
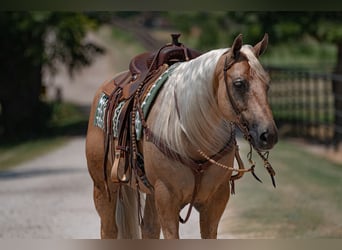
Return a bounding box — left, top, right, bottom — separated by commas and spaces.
240, 45, 270, 83
150, 45, 264, 159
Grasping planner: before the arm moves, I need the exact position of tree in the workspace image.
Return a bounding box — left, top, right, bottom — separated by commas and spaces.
0, 12, 104, 139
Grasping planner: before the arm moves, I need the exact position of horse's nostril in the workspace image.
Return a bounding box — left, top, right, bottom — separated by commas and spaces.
260, 131, 269, 144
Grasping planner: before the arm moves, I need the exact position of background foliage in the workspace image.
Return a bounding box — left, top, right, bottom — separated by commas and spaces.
1, 11, 342, 143
0, 12, 104, 139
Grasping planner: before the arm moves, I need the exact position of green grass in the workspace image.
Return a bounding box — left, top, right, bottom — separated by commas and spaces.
0, 137, 68, 170
46, 101, 89, 136
261, 40, 336, 72
219, 139, 342, 238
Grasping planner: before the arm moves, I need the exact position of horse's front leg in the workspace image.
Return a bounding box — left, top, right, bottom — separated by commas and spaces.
142, 193, 161, 238
153, 180, 181, 239
197, 181, 230, 239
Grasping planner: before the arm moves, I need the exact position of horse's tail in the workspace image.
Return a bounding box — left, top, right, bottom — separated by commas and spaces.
115, 185, 142, 239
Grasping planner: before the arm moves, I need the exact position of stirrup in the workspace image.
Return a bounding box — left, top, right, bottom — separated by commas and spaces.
111, 147, 129, 183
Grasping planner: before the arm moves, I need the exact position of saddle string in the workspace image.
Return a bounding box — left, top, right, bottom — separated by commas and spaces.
114, 42, 177, 187
128, 47, 169, 224
103, 88, 123, 201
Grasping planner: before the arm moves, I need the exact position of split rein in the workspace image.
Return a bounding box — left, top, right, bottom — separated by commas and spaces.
197, 122, 277, 188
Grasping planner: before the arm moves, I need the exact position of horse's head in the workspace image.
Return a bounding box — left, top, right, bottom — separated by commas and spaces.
215, 34, 278, 151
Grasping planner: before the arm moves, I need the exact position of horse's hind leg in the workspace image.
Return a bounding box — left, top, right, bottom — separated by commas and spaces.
93, 182, 118, 238
141, 193, 161, 238
197, 181, 230, 239
86, 128, 118, 238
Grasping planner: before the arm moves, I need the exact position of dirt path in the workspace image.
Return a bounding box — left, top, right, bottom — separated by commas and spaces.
0, 137, 98, 238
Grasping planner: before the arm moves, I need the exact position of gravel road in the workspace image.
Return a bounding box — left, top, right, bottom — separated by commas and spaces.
0, 137, 99, 238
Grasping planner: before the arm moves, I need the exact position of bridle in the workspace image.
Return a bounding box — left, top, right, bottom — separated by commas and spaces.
223, 56, 247, 120
222, 54, 277, 187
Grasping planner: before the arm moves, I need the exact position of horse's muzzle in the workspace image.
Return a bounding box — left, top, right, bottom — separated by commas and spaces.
249, 125, 278, 151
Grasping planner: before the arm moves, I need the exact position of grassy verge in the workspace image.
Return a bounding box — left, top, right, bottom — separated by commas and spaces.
0, 137, 68, 171
219, 139, 342, 238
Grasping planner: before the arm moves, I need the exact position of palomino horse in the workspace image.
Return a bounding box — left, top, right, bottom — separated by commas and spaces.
86, 34, 278, 239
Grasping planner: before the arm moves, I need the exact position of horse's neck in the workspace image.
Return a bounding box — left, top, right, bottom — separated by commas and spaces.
151, 49, 233, 158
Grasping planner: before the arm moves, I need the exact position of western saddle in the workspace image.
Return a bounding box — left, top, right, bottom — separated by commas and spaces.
101, 34, 202, 194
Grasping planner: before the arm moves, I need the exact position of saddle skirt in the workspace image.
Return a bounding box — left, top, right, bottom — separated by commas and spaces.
94, 63, 179, 140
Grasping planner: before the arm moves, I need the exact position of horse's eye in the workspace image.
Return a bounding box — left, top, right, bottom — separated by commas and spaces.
233, 79, 247, 90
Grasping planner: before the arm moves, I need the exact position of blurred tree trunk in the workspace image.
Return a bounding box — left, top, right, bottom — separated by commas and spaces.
0, 12, 45, 139
1, 46, 43, 138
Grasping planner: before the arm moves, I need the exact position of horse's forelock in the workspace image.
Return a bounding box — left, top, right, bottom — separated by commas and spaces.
240, 45, 270, 84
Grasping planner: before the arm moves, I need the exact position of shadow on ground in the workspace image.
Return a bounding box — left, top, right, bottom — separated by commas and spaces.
0, 167, 83, 180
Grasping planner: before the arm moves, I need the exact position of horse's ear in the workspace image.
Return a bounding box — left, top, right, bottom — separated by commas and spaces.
253, 33, 268, 57
231, 34, 243, 59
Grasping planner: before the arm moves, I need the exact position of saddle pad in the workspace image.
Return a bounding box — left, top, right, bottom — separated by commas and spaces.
94, 93, 108, 130
93, 93, 125, 138
93, 63, 180, 139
